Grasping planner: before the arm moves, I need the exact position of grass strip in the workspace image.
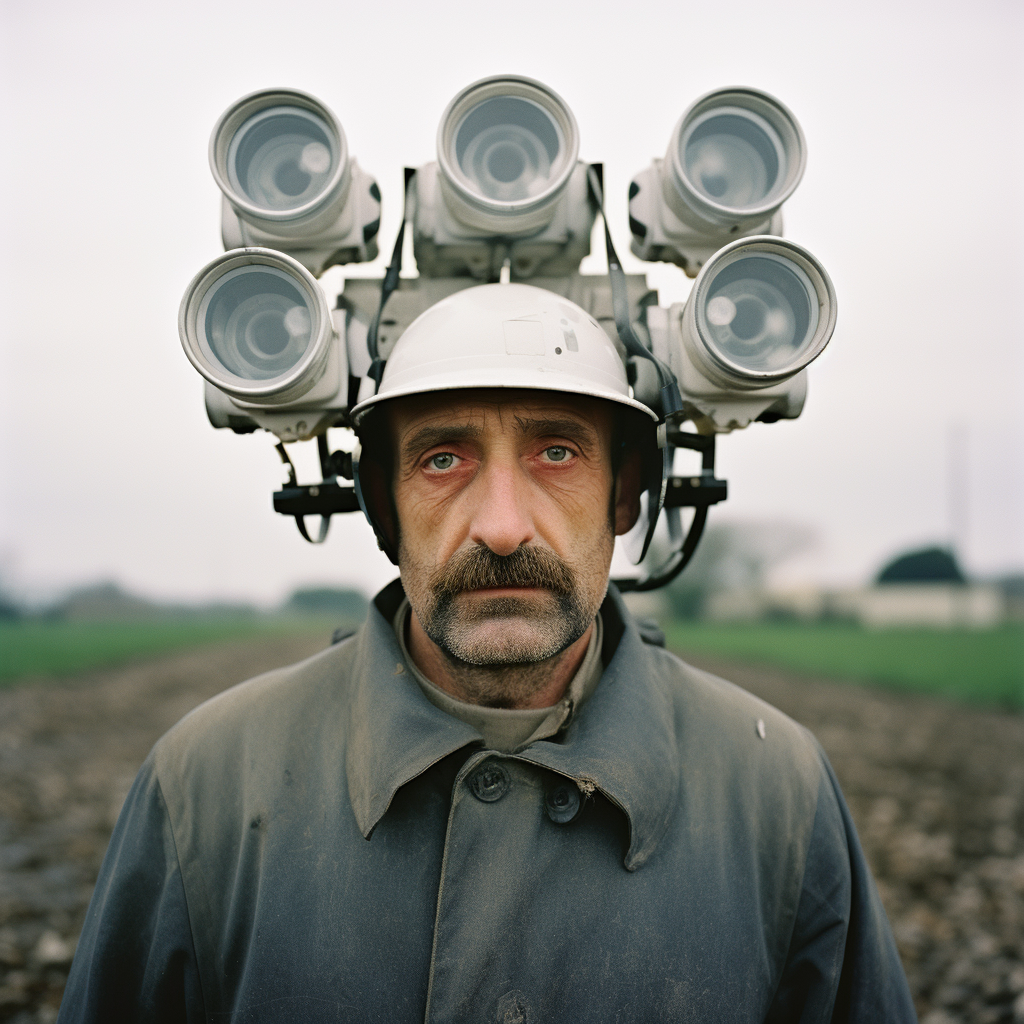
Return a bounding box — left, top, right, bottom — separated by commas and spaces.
0, 617, 345, 685
663, 621, 1024, 709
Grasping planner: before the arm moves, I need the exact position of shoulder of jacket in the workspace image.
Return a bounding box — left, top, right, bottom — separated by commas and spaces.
641, 644, 825, 777
151, 632, 360, 777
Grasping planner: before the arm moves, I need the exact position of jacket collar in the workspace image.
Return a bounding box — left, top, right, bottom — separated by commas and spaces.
345, 579, 482, 839
345, 579, 679, 871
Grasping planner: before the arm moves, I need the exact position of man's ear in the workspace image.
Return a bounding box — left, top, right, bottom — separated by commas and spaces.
613, 448, 643, 536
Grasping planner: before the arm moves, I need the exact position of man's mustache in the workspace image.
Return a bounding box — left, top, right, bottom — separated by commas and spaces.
430, 545, 576, 599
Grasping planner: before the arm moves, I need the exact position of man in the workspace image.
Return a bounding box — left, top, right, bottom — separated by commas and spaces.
59, 285, 916, 1021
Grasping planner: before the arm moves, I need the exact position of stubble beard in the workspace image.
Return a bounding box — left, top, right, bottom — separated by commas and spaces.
400, 543, 606, 706
431, 588, 589, 666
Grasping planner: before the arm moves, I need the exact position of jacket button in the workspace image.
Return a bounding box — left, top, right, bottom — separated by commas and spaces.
469, 763, 510, 802
545, 782, 582, 823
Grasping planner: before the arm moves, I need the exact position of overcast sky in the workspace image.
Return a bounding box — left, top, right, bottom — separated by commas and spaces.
1, 0, 1021, 605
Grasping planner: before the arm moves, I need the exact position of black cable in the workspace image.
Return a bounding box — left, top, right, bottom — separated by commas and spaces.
614, 504, 709, 593
274, 442, 297, 486
366, 167, 416, 390
614, 433, 724, 592
586, 165, 682, 421
275, 441, 330, 544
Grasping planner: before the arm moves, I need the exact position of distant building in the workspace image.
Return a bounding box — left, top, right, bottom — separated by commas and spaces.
831, 584, 1005, 629
703, 546, 1008, 628
705, 583, 1006, 628
997, 574, 1024, 622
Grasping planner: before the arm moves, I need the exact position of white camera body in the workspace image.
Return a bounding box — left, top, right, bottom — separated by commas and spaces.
629, 159, 784, 278
412, 160, 596, 280
191, 238, 831, 441
210, 88, 381, 277
183, 79, 833, 452
203, 306, 349, 443
645, 304, 806, 432
219, 159, 380, 277
630, 86, 805, 278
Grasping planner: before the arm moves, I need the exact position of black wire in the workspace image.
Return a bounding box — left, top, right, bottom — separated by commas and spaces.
275, 442, 330, 544
613, 504, 709, 593
274, 442, 297, 486
586, 165, 682, 421
366, 167, 416, 390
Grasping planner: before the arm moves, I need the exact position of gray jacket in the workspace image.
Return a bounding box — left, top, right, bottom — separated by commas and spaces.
58, 581, 916, 1022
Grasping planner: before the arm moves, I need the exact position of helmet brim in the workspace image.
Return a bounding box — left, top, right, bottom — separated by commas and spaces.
352, 371, 657, 424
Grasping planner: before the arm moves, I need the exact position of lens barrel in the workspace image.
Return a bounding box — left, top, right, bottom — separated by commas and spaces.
666, 87, 806, 230
179, 248, 334, 404
682, 236, 836, 388
436, 75, 580, 233
210, 89, 351, 234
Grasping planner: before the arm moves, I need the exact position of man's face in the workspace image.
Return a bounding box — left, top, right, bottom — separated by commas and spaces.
386, 389, 639, 669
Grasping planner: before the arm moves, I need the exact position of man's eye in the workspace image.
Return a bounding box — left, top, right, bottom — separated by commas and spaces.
544, 446, 570, 462
428, 453, 456, 470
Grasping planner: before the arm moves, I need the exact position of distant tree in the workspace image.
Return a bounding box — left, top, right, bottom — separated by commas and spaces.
876, 546, 966, 585
285, 587, 368, 620
649, 520, 814, 620
0, 593, 20, 621
0, 568, 23, 620
50, 581, 159, 621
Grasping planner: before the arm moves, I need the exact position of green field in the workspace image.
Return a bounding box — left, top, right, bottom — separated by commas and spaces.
0, 617, 344, 685
4, 617, 1023, 710
664, 621, 1024, 709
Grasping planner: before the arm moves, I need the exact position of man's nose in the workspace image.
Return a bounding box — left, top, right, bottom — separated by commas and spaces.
467, 460, 536, 557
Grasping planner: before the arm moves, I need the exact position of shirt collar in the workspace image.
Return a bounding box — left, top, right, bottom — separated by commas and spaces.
345, 579, 679, 871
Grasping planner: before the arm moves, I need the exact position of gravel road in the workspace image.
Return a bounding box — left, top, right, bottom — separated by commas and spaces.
0, 635, 1021, 1023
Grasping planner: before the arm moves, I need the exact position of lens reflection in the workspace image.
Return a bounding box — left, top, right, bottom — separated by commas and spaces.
701, 255, 817, 373
683, 112, 782, 209
202, 266, 314, 381
454, 96, 563, 202
228, 107, 336, 212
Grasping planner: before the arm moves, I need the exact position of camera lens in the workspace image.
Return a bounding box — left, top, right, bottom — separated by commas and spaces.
699, 253, 818, 375
227, 106, 338, 213
665, 88, 806, 228
436, 77, 579, 230
199, 265, 315, 381
454, 96, 563, 203
180, 248, 334, 403
681, 110, 783, 210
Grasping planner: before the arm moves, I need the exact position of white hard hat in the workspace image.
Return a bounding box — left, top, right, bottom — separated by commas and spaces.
351, 283, 657, 422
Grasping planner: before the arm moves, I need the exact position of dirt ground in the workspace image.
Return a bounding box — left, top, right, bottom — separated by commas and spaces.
0, 635, 1022, 1023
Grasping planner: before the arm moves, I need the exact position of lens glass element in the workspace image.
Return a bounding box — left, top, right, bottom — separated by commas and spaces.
700, 254, 818, 374
228, 106, 337, 212
199, 266, 315, 381
682, 110, 783, 210
454, 96, 563, 203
